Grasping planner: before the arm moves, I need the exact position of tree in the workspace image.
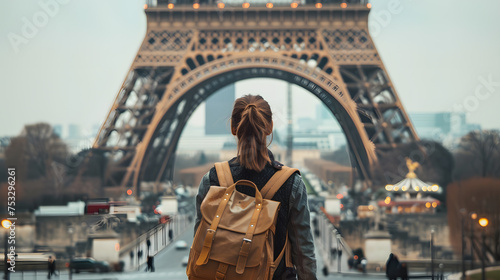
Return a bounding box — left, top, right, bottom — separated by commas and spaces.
373, 140, 454, 192
453, 130, 500, 181
6, 123, 68, 180
4, 123, 69, 206
4, 137, 27, 178
321, 145, 351, 166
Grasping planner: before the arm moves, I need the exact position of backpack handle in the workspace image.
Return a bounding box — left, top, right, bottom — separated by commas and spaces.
227, 180, 263, 206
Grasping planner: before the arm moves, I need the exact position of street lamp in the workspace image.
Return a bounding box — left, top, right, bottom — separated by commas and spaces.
430, 228, 435, 280
478, 218, 488, 280
68, 226, 74, 280
2, 219, 12, 280
0, 220, 10, 229
470, 212, 477, 270
460, 208, 467, 280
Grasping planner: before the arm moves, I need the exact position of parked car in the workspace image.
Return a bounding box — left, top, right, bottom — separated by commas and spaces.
175, 240, 188, 250
181, 255, 189, 267
70, 258, 110, 273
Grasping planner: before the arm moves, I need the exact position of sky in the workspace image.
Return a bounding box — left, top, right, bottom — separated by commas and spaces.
1, 0, 499, 137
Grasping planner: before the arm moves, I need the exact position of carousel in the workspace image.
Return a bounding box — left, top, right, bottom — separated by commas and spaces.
378, 158, 442, 214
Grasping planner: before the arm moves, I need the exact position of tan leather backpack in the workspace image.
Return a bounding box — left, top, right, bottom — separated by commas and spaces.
187, 161, 298, 280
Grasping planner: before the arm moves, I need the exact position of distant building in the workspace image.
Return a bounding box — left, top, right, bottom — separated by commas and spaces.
283, 104, 345, 151
178, 125, 231, 152
68, 124, 81, 139
34, 201, 86, 216
409, 112, 480, 142
315, 103, 333, 122
410, 112, 452, 136
304, 158, 353, 188
0, 137, 11, 155
290, 132, 345, 151
205, 84, 235, 135
53, 124, 63, 138
297, 117, 317, 132
52, 124, 96, 153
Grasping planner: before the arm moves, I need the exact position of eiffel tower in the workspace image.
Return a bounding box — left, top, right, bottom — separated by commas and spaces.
89, 0, 419, 198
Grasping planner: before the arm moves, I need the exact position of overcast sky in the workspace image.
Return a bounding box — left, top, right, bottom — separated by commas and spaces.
1, 0, 499, 137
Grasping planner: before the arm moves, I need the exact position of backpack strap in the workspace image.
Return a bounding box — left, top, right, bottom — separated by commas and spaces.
261, 166, 299, 271
271, 231, 293, 272
285, 238, 293, 267
261, 166, 299, 199
195, 193, 232, 266
235, 196, 263, 274
214, 161, 233, 187
216, 263, 228, 280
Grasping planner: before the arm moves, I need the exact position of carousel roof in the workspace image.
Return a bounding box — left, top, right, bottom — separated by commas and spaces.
384, 158, 442, 194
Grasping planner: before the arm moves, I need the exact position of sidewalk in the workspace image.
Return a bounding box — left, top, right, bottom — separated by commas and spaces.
314, 234, 387, 279
447, 266, 500, 280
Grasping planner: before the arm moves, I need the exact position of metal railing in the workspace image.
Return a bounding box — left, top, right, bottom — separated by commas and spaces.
315, 210, 353, 273
145, 0, 370, 8
118, 214, 191, 271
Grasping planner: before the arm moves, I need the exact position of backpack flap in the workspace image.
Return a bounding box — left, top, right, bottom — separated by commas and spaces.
201, 187, 280, 234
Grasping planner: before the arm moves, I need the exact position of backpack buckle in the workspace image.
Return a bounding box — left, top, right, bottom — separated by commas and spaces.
207, 229, 216, 239
243, 238, 252, 243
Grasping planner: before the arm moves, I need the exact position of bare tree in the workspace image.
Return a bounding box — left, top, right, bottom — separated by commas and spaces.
453, 130, 500, 180
321, 145, 351, 166
5, 123, 69, 192
22, 123, 68, 176
373, 140, 454, 190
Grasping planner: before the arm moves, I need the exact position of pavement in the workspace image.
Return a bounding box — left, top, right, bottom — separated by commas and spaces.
447, 266, 500, 280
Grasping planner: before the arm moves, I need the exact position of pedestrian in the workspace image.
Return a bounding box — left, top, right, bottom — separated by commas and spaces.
47, 256, 57, 279
145, 255, 155, 272
399, 262, 409, 280
331, 248, 337, 259
348, 257, 354, 270
386, 253, 400, 280
361, 257, 368, 273
190, 95, 317, 279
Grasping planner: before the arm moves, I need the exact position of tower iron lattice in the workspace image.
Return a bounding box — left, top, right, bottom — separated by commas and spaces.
88, 1, 419, 197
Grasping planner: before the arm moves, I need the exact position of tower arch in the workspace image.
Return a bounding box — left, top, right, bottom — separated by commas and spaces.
134, 54, 376, 194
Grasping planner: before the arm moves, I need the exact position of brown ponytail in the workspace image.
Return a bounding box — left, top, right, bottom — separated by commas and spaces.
231, 95, 273, 171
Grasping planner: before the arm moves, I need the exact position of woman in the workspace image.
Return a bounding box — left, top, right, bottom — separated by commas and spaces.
194, 95, 317, 279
